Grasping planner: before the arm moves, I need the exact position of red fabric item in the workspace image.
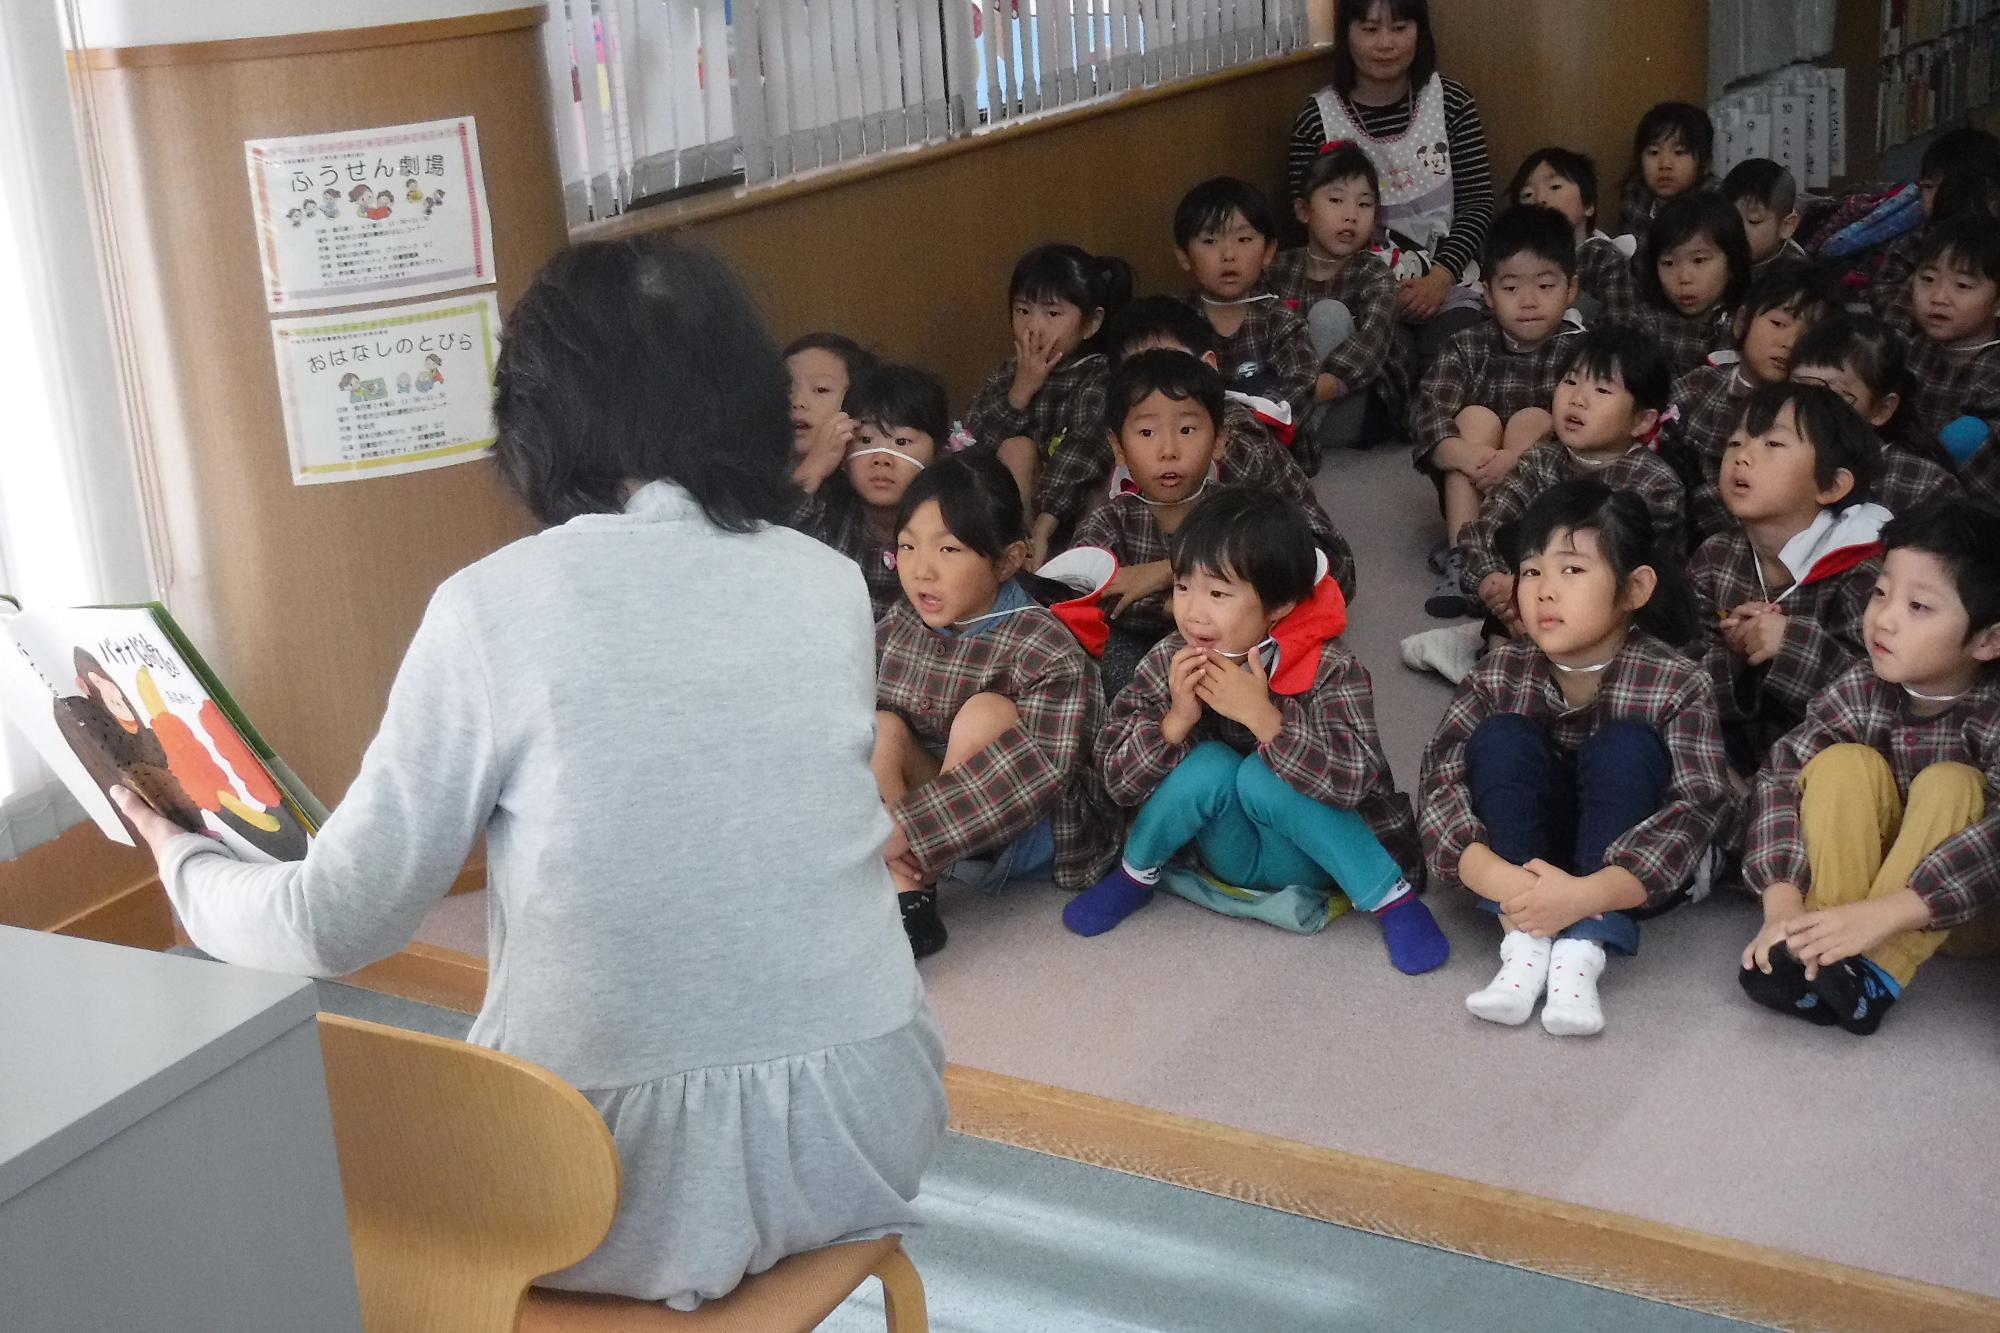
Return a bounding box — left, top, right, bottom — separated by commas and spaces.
1269, 572, 1350, 696
1804, 541, 1885, 586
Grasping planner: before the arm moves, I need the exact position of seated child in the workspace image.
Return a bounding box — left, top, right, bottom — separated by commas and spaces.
965, 242, 1132, 537
1422, 480, 1730, 1036
873, 453, 1120, 956
1174, 177, 1318, 421
1511, 146, 1635, 321
1072, 350, 1356, 697
1669, 264, 1842, 542
1740, 498, 2000, 1034
1689, 383, 1887, 768
1624, 190, 1753, 378
1897, 216, 2000, 463
1410, 204, 1583, 617
1264, 141, 1407, 471
785, 331, 877, 494
1065, 486, 1448, 973
790, 363, 946, 620
1867, 127, 2000, 320
1789, 313, 1961, 515
1461, 327, 1685, 633
1616, 101, 1717, 249
1723, 158, 1808, 280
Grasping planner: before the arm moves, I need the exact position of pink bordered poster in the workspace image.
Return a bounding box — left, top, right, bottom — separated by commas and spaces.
244, 116, 494, 312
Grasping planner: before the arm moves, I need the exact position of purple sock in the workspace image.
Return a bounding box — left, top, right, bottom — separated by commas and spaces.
1375, 894, 1449, 975
1063, 866, 1156, 937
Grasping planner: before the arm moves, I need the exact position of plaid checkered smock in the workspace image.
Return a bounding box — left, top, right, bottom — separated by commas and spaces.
1418, 631, 1735, 907
1408, 320, 1584, 464
1665, 361, 1756, 544
1577, 233, 1639, 318
1187, 292, 1320, 421
1865, 230, 1923, 323
1618, 301, 1737, 379
1746, 662, 2000, 928
1901, 334, 2000, 461
965, 352, 1110, 529
1874, 441, 1961, 515
1458, 442, 1686, 589
1263, 248, 1410, 413
1098, 631, 1423, 879
875, 597, 1119, 890
789, 486, 902, 622
1687, 526, 1881, 754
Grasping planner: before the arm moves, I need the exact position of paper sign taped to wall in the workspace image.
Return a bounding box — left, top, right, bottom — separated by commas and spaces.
269, 292, 501, 486
245, 116, 494, 312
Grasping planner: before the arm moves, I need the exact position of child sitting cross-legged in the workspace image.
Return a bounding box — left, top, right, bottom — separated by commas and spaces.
1626, 190, 1753, 380
1411, 204, 1584, 618
1740, 498, 2000, 1034
1064, 486, 1448, 974
1072, 349, 1356, 699
1424, 480, 1731, 1036
1689, 382, 1888, 771
1789, 313, 1962, 516
1174, 176, 1319, 425
1669, 263, 1843, 543
873, 453, 1121, 957
1723, 158, 1808, 282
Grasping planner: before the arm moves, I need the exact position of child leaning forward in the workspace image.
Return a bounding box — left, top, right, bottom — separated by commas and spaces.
1064, 486, 1448, 975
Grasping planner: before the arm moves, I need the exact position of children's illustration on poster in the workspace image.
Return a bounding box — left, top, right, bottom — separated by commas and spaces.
245, 116, 493, 312
269, 292, 501, 486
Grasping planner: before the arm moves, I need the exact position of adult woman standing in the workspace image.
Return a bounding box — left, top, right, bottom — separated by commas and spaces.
1286, 0, 1493, 351
113, 240, 947, 1312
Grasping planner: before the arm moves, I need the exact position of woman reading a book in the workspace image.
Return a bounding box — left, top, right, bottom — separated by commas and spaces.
111, 239, 947, 1312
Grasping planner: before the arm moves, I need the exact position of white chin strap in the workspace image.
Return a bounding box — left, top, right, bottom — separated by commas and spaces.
1136, 477, 1209, 508
1213, 635, 1275, 661
849, 447, 926, 470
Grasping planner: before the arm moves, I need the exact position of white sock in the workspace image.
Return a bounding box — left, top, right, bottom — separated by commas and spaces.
1371, 877, 1413, 911
1466, 930, 1552, 1026
1120, 859, 1161, 886
1541, 938, 1608, 1036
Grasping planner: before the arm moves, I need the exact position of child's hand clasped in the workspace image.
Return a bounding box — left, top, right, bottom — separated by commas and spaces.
1160, 645, 1207, 744
1477, 572, 1519, 625
1501, 860, 1601, 939
1785, 894, 1929, 977
1722, 602, 1785, 665
1194, 648, 1283, 742
1105, 561, 1173, 619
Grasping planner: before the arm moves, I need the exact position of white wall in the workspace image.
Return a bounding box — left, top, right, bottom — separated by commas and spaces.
64, 0, 530, 49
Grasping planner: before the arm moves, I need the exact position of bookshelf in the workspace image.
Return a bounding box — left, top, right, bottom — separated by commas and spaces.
1834, 0, 2000, 179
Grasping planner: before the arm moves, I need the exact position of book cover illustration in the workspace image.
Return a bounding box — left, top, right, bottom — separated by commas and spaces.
0, 602, 314, 863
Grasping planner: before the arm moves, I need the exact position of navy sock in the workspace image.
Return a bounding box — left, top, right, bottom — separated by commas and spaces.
1063, 865, 1156, 937
1809, 956, 1901, 1035
1375, 892, 1450, 975
1738, 943, 1837, 1026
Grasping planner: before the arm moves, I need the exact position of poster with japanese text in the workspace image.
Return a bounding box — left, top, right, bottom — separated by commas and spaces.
245, 117, 494, 312
269, 293, 501, 486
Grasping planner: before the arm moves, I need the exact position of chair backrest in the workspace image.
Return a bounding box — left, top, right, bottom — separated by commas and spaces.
318, 1013, 624, 1333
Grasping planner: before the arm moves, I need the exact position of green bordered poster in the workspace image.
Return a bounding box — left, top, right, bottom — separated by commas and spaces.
268, 291, 500, 486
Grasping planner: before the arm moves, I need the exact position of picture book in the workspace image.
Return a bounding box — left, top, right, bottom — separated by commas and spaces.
0, 598, 324, 863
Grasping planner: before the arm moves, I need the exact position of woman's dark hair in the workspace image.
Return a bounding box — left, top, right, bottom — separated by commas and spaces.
1625, 101, 1715, 187
1561, 326, 1671, 414
1515, 479, 1699, 648
1882, 498, 2000, 637
782, 331, 878, 385
1169, 486, 1318, 611
844, 363, 950, 444
893, 453, 1073, 603
1739, 261, 1843, 325
1174, 177, 1280, 247
1915, 213, 2000, 286
1104, 295, 1217, 364
1508, 147, 1599, 228
1790, 314, 1912, 446
1008, 243, 1135, 352
1301, 141, 1382, 202
1637, 190, 1752, 313
1330, 0, 1437, 96
1734, 381, 1880, 505
494, 239, 795, 530
1483, 203, 1577, 278
1105, 349, 1226, 435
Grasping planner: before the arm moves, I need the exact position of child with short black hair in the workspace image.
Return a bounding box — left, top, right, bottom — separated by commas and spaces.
1510, 146, 1635, 320
1174, 176, 1319, 421
790, 363, 948, 620
1868, 127, 2000, 319
1068, 486, 1448, 973
1896, 216, 2000, 462
873, 452, 1121, 957
1669, 263, 1844, 541
1689, 382, 1888, 768
1723, 158, 1807, 279
1410, 204, 1583, 617
1627, 190, 1754, 378
1789, 313, 1961, 515
967, 243, 1132, 554
1618, 102, 1718, 248
1264, 142, 1407, 469
786, 331, 878, 493
1071, 350, 1356, 695
1740, 497, 2000, 1034
1422, 480, 1729, 1036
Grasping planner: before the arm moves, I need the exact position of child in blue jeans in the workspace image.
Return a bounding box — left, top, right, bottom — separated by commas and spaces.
1065, 486, 1448, 974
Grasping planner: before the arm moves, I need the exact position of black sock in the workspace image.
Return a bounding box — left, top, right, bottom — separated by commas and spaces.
900, 888, 947, 959
1739, 943, 1837, 1026
1808, 957, 1899, 1035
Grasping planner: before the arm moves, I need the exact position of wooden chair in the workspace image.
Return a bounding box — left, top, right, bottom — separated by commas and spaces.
318, 1014, 929, 1333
